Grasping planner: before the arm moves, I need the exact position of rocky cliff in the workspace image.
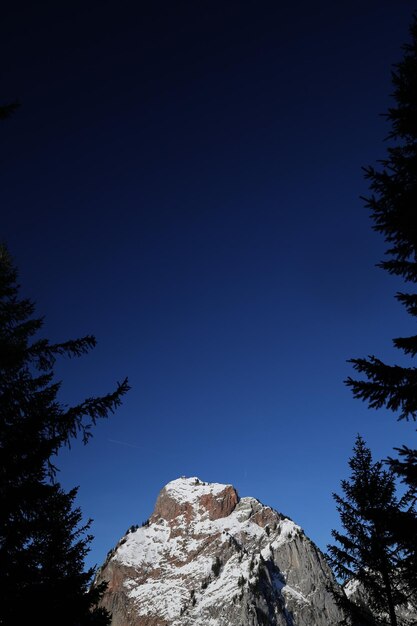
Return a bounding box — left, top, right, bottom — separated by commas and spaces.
96, 477, 345, 626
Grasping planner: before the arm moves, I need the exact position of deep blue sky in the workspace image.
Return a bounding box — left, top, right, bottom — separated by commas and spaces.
2, 1, 416, 571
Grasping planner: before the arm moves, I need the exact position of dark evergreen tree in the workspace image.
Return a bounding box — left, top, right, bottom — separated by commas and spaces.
345, 15, 417, 483
0, 246, 130, 625
327, 436, 416, 626
343, 13, 417, 612
0, 100, 19, 119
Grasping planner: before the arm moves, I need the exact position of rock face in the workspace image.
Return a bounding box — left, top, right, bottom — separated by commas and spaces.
96, 477, 345, 626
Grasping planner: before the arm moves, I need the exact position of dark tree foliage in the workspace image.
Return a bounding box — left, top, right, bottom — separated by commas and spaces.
345, 16, 417, 480
0, 246, 130, 625
327, 436, 417, 626
342, 13, 417, 613
0, 101, 19, 119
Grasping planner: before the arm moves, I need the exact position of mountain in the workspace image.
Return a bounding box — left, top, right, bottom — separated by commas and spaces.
96, 477, 345, 626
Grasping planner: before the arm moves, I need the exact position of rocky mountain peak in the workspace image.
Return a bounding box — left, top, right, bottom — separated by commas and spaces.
151, 477, 239, 523
97, 477, 346, 626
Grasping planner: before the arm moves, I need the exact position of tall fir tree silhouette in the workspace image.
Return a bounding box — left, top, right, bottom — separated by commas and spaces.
327, 436, 416, 626
0, 246, 129, 625
342, 13, 417, 614
346, 15, 417, 487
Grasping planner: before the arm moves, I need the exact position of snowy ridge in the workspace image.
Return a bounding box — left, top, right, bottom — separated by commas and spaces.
164, 476, 231, 505
98, 477, 345, 626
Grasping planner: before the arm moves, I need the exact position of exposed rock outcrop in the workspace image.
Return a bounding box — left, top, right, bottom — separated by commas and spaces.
96, 477, 345, 626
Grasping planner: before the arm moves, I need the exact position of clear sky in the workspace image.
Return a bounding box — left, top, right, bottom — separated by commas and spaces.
2, 1, 416, 572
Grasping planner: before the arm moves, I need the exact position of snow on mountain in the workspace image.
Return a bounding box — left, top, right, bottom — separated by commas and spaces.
96, 477, 345, 626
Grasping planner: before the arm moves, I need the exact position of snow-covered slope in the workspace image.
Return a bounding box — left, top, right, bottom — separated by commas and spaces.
96, 477, 345, 626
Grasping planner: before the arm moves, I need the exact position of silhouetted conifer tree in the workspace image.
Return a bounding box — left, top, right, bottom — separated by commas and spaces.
343, 14, 417, 609
346, 15, 417, 484
327, 436, 416, 626
0, 246, 129, 625
0, 100, 19, 119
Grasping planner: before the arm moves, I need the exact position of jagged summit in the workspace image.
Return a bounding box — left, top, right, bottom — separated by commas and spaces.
152, 476, 239, 523
162, 477, 235, 505
97, 477, 345, 626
